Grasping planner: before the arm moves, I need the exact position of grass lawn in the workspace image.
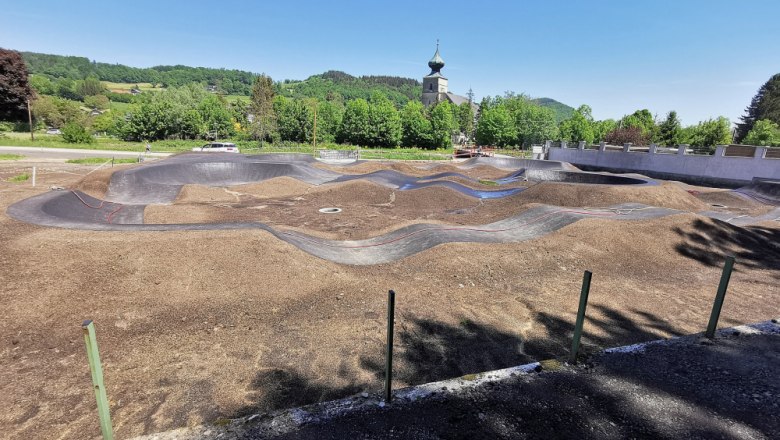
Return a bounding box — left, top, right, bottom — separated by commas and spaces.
357, 148, 451, 161
102, 81, 160, 92
0, 154, 25, 160
7, 173, 30, 182
223, 95, 250, 104
66, 157, 140, 165
109, 101, 132, 113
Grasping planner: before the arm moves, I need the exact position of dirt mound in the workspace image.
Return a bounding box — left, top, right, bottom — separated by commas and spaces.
144, 204, 263, 224
514, 181, 709, 211
231, 177, 318, 199
316, 161, 510, 180
175, 185, 241, 204
691, 189, 775, 216
144, 180, 493, 238
71, 167, 116, 199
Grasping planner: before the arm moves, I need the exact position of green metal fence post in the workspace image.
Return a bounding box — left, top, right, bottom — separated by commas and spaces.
384, 290, 396, 403
82, 320, 114, 440
570, 271, 593, 364
705, 256, 736, 339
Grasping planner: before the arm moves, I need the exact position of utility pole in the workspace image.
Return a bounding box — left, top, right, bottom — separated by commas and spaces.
27, 98, 34, 141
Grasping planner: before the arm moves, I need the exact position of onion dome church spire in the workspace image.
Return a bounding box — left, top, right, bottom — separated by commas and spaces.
428, 40, 445, 75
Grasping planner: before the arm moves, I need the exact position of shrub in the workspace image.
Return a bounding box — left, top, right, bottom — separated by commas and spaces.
61, 122, 95, 144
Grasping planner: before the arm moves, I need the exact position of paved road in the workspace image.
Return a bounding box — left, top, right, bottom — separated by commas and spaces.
0, 146, 171, 161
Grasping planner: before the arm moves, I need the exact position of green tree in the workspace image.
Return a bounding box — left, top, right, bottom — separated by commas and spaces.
315, 99, 344, 143
684, 117, 731, 151
32, 95, 84, 128
178, 109, 205, 139
476, 105, 516, 147
84, 94, 110, 110
592, 119, 617, 142
558, 105, 595, 143
657, 111, 682, 146
505, 96, 558, 147
736, 73, 780, 142
75, 76, 106, 97
274, 96, 314, 143
400, 101, 434, 148
198, 94, 234, 139
338, 98, 371, 145
250, 74, 276, 143
61, 121, 94, 143
429, 101, 456, 149
91, 112, 116, 134
457, 102, 475, 139
742, 119, 780, 146
367, 93, 402, 147
0, 48, 33, 121
29, 75, 55, 95
619, 109, 656, 140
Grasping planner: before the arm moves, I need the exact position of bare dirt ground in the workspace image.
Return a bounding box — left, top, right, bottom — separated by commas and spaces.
1, 160, 778, 440
143, 179, 707, 240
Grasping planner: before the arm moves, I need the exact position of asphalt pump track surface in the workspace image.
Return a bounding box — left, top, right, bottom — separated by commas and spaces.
7, 153, 777, 265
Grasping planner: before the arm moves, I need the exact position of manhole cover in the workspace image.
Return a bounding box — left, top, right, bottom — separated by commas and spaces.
318, 207, 342, 214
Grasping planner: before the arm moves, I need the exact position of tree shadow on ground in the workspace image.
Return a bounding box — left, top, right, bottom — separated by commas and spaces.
229, 304, 691, 421
360, 315, 535, 385
276, 332, 779, 439
530, 304, 685, 357
231, 368, 368, 418
673, 218, 780, 272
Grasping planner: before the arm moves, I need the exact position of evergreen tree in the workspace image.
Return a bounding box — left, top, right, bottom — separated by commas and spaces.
457, 102, 475, 140
657, 111, 682, 146
735, 73, 780, 142
250, 74, 276, 143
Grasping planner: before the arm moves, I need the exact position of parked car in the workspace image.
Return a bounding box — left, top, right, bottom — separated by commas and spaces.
191, 142, 240, 153
46, 128, 62, 135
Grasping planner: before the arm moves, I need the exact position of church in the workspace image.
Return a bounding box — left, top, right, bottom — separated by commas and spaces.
421, 43, 475, 109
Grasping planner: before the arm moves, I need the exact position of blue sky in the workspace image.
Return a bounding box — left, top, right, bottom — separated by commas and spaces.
2, 0, 778, 125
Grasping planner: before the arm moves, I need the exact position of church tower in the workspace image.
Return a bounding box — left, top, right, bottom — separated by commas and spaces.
422, 42, 448, 107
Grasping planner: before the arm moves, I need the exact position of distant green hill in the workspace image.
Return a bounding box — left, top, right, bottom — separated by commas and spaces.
22, 51, 257, 95
21, 51, 571, 113
278, 71, 421, 107
531, 98, 575, 123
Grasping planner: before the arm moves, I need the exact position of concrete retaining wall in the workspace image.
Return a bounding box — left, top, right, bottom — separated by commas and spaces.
548, 143, 780, 187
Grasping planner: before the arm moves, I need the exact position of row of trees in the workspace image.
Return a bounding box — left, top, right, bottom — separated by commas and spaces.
249, 75, 472, 149
26, 74, 469, 148
473, 93, 734, 151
